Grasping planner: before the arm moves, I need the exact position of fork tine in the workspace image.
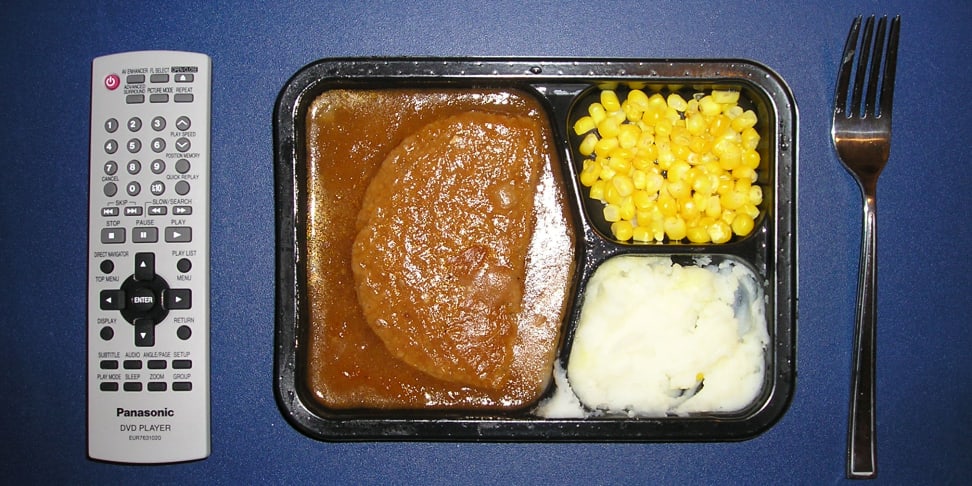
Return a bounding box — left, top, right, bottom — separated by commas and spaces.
879, 15, 902, 118
864, 17, 887, 116
850, 16, 875, 117
834, 16, 862, 117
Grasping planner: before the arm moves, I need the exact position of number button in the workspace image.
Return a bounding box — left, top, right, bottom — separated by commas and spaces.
151, 116, 166, 131
105, 118, 119, 133
127, 117, 142, 132
151, 138, 166, 153
104, 139, 118, 154
127, 160, 141, 175
126, 138, 141, 153
151, 159, 165, 174
126, 181, 140, 196
150, 181, 165, 196
104, 161, 118, 175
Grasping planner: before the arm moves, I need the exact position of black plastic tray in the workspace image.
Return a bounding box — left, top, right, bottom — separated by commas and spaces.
274, 57, 797, 441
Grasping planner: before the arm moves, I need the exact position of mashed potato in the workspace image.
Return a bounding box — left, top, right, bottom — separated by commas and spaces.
563, 255, 768, 417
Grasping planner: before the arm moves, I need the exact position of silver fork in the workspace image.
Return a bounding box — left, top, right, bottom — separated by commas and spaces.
831, 14, 901, 479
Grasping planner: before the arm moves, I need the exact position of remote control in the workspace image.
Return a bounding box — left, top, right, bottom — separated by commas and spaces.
87, 51, 210, 464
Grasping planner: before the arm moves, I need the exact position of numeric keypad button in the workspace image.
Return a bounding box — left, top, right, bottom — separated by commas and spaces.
126, 181, 141, 196
105, 118, 119, 133
126, 138, 141, 153
150, 159, 165, 174
151, 116, 166, 131
151, 138, 166, 153
127, 117, 142, 132
127, 160, 141, 175
104, 161, 118, 175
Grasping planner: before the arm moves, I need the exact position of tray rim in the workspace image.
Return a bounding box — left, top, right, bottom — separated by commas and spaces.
273, 56, 798, 442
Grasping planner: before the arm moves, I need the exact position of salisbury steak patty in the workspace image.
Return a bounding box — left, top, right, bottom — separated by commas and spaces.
351, 111, 544, 389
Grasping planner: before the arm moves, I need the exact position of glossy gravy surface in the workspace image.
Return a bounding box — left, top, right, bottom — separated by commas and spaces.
304, 89, 575, 410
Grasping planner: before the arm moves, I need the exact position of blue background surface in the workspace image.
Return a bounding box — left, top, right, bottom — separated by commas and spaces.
2, 0, 969, 483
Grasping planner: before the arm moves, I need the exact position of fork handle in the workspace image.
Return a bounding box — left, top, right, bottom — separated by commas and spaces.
848, 193, 878, 479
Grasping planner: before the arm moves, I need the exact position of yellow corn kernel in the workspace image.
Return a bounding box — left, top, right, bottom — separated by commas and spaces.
723, 104, 744, 120
698, 95, 721, 116
686, 224, 710, 243
632, 189, 654, 209
593, 136, 619, 157
579, 159, 600, 187
732, 213, 755, 236
589, 180, 606, 201
611, 220, 634, 241
601, 90, 621, 112
731, 109, 758, 132
667, 93, 688, 112
713, 140, 741, 170
603, 203, 621, 222
617, 124, 640, 149
749, 185, 763, 205
657, 193, 678, 217
573, 115, 596, 135
622, 100, 644, 122
667, 179, 691, 200
678, 196, 700, 221
741, 149, 761, 170
603, 184, 621, 206
685, 113, 707, 136
627, 89, 649, 108
741, 126, 760, 150
619, 197, 636, 221
597, 117, 621, 139
721, 188, 747, 211
708, 220, 732, 243
711, 90, 740, 104
664, 216, 687, 241
704, 195, 722, 219
632, 226, 654, 242
589, 102, 607, 124
612, 174, 635, 197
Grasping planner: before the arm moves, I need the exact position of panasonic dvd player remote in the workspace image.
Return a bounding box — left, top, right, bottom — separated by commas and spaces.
87, 51, 210, 463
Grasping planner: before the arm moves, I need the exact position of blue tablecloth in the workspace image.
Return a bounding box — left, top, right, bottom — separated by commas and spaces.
2, 1, 969, 483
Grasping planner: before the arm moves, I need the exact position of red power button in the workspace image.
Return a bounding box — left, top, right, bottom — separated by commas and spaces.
104, 74, 120, 90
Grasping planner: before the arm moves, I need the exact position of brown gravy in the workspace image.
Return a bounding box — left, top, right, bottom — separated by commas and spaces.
304, 88, 575, 410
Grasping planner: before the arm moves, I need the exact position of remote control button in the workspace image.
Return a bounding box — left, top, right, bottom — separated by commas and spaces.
165, 227, 192, 243
134, 318, 155, 347
175, 159, 191, 174
104, 139, 118, 154
174, 94, 194, 103
124, 206, 143, 216
126, 159, 141, 174
150, 181, 165, 196
126, 181, 140, 196
175, 181, 190, 195
123, 382, 142, 392
148, 205, 167, 216
101, 207, 120, 217
175, 137, 191, 153
172, 382, 192, 391
100, 382, 119, 391
126, 138, 141, 153
103, 182, 117, 197
151, 116, 166, 131
150, 73, 169, 83
151, 159, 165, 174
177, 325, 192, 340
123, 359, 142, 370
150, 94, 169, 103
126, 94, 144, 104
165, 289, 192, 310
151, 137, 166, 153
147, 359, 167, 369
127, 117, 142, 132
126, 74, 145, 84
104, 74, 120, 91
100, 360, 119, 369
134, 252, 155, 281
99, 326, 114, 341
175, 116, 191, 131
100, 289, 125, 310
105, 118, 119, 133
103, 161, 118, 175
100, 228, 125, 244
177, 258, 192, 273
174, 73, 194, 83
173, 206, 192, 216
129, 287, 156, 313
172, 359, 192, 369
147, 382, 167, 392
132, 227, 158, 243
100, 259, 114, 274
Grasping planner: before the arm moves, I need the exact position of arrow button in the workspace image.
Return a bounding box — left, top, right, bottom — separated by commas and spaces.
134, 252, 156, 281
164, 289, 192, 310
100, 289, 126, 310
165, 226, 192, 243
134, 318, 155, 347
